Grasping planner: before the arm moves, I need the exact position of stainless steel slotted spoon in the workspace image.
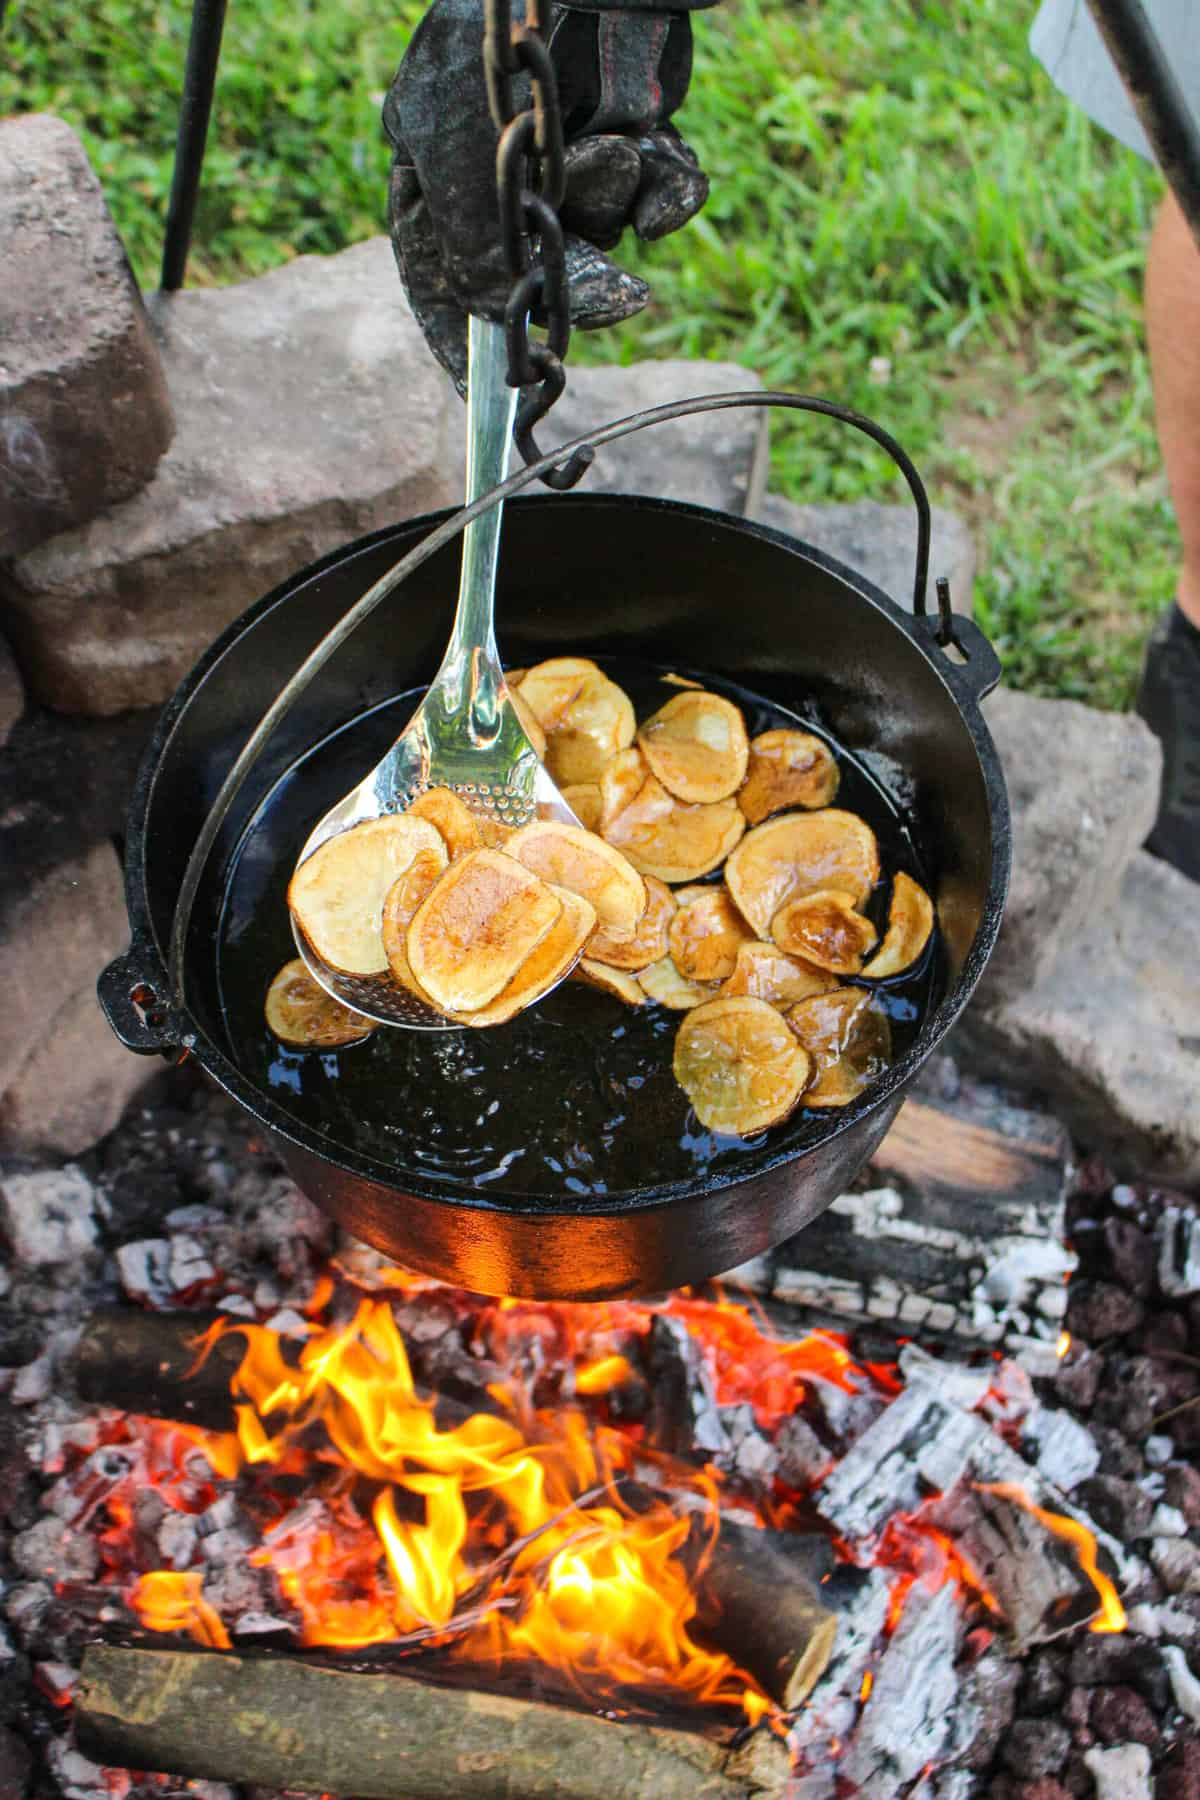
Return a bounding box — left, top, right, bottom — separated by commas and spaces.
290, 316, 580, 1029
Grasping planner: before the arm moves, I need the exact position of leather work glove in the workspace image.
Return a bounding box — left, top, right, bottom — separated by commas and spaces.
383, 0, 722, 392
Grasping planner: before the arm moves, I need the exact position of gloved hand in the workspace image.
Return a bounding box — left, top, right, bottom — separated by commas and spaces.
384, 0, 721, 392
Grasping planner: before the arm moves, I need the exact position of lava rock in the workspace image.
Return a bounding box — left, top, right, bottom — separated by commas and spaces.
1015, 1783, 1074, 1800
1102, 1218, 1156, 1296
1063, 1686, 1092, 1742
1075, 1473, 1155, 1541
1088, 1683, 1160, 1749
0, 1724, 32, 1800
1151, 1536, 1200, 1595
1157, 1736, 1200, 1800
0, 1167, 97, 1268
1054, 1347, 1104, 1412
1021, 1650, 1069, 1716
1067, 1637, 1169, 1712
1137, 1310, 1189, 1355
999, 1717, 1072, 1778
963, 1651, 1022, 1770
1066, 1280, 1144, 1343
1163, 1461, 1200, 1527
0, 640, 22, 751
1089, 1423, 1145, 1480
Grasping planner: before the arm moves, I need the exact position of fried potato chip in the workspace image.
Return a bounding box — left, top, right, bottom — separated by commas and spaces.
406, 787, 483, 860
599, 747, 651, 831
771, 888, 879, 975
289, 815, 448, 976
478, 817, 516, 849
718, 940, 838, 1005
638, 956, 719, 1010
518, 658, 636, 785
454, 887, 596, 1027
587, 874, 676, 972
662, 672, 705, 690
507, 685, 547, 759
381, 846, 447, 997
674, 995, 813, 1136
785, 987, 892, 1108
637, 691, 750, 804
668, 885, 755, 982
264, 959, 376, 1048
563, 783, 603, 832
861, 871, 934, 979
407, 848, 562, 1014
505, 819, 646, 940
723, 809, 880, 938
737, 730, 839, 824
601, 770, 746, 885
574, 959, 646, 1006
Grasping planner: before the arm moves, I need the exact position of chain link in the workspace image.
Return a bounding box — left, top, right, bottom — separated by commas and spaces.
483, 0, 595, 490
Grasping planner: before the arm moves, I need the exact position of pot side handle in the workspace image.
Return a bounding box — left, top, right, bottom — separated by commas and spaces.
935, 613, 1003, 705
98, 948, 183, 1057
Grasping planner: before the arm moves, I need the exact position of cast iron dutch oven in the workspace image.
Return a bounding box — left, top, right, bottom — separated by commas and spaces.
99, 404, 1009, 1302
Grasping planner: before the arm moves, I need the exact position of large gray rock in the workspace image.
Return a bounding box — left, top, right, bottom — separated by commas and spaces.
468, 358, 770, 515
0, 115, 173, 558
962, 851, 1200, 1183
977, 687, 1162, 1007
750, 494, 977, 609
2, 237, 460, 715
0, 981, 157, 1156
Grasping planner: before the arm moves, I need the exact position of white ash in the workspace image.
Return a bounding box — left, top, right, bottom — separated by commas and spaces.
838, 1583, 976, 1794
1148, 1503, 1189, 1538
788, 1567, 892, 1770
1151, 1537, 1200, 1595
10, 1514, 99, 1584
1157, 1205, 1200, 1297
896, 1345, 992, 1410
1020, 1403, 1101, 1492
814, 1381, 989, 1543
1083, 1742, 1153, 1800
115, 1239, 174, 1308
0, 1166, 99, 1267
1162, 1642, 1200, 1722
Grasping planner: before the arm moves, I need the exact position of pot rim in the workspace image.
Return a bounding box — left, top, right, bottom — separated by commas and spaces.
122, 493, 1011, 1220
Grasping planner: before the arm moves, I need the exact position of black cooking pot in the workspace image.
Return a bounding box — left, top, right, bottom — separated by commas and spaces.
100, 417, 1009, 1301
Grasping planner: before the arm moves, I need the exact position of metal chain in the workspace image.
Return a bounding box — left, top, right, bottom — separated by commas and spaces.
483, 0, 595, 490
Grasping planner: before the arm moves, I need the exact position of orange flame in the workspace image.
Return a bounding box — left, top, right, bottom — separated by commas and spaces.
975, 1481, 1126, 1634
1057, 1331, 1071, 1359
128, 1299, 771, 1721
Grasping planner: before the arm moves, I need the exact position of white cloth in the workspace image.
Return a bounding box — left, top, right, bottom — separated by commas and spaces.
1030, 0, 1200, 163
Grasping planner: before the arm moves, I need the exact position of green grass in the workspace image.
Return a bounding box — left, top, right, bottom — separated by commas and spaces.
0, 0, 1177, 707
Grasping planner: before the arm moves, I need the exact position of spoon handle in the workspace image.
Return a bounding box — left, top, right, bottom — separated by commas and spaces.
445, 316, 520, 673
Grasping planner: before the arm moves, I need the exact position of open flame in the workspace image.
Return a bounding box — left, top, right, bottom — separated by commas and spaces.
975, 1481, 1126, 1634
77, 1268, 1123, 1737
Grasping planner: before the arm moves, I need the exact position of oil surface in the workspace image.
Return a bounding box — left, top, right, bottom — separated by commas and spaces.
216, 662, 943, 1199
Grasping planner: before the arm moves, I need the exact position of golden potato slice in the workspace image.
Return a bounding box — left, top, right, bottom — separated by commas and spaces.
637, 691, 750, 805
771, 888, 879, 975
638, 957, 719, 1011
407, 848, 562, 1014
563, 783, 603, 832
507, 685, 547, 759
674, 996, 813, 1136
518, 659, 636, 786
264, 959, 376, 1049
737, 730, 839, 824
718, 940, 838, 1006
601, 771, 746, 885
454, 887, 596, 1027
406, 787, 483, 860
381, 846, 447, 996
723, 809, 880, 938
786, 987, 892, 1108
574, 960, 646, 1006
662, 672, 705, 690
599, 747, 651, 831
289, 815, 448, 976
588, 875, 676, 973
505, 819, 646, 940
861, 872, 935, 979
478, 817, 516, 849
668, 886, 755, 982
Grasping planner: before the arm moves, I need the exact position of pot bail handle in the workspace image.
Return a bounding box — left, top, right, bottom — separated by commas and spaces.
167, 388, 991, 1021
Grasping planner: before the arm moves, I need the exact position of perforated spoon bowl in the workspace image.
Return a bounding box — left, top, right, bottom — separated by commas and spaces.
290, 317, 579, 1029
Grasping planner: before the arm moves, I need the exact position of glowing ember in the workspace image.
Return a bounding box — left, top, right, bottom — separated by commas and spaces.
974, 1481, 1127, 1634
1056, 1331, 1071, 1359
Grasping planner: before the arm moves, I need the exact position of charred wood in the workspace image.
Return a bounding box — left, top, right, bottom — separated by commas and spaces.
71, 1311, 254, 1433
76, 1646, 793, 1800
687, 1520, 838, 1709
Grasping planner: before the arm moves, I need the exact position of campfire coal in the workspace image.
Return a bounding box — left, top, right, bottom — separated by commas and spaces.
0, 1061, 1197, 1799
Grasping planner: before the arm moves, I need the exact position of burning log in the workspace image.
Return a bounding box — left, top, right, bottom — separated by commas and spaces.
76, 1646, 793, 1800
689, 1520, 838, 1711
72, 1309, 254, 1432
